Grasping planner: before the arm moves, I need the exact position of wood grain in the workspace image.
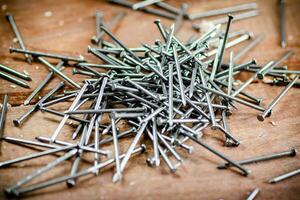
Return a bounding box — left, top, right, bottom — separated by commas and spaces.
0, 0, 299, 199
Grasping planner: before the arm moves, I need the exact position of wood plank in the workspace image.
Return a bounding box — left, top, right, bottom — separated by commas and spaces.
0, 0, 299, 199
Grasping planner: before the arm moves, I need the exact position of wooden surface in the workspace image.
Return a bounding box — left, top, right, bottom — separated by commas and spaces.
0, 0, 300, 199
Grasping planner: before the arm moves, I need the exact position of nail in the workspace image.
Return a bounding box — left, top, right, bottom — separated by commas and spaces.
50, 83, 88, 142
125, 91, 159, 108
111, 83, 139, 93
157, 130, 183, 163
84, 76, 108, 145
141, 106, 165, 123
38, 57, 80, 89
79, 65, 104, 77
144, 124, 177, 172
173, 43, 187, 106
155, 2, 182, 15
0, 71, 30, 88
41, 93, 76, 107
227, 51, 234, 95
215, 59, 257, 79
181, 131, 250, 176
6, 13, 32, 64
279, 0, 286, 48
109, 0, 176, 19
13, 82, 65, 127
232, 61, 274, 97
73, 68, 95, 77
91, 12, 126, 44
246, 188, 260, 200
206, 33, 251, 58
153, 19, 167, 40
110, 112, 122, 183
132, 0, 162, 10
65, 107, 146, 115
168, 63, 174, 126
40, 107, 89, 124
96, 127, 136, 146
189, 3, 257, 20
3, 136, 58, 149
100, 25, 141, 62
119, 121, 148, 173
111, 112, 146, 118
216, 15, 234, 73
257, 76, 299, 121
269, 168, 300, 184
87, 46, 119, 65
209, 10, 259, 25
0, 63, 31, 81
210, 36, 224, 80
90, 11, 103, 44
0, 145, 76, 168
174, 3, 189, 33
198, 65, 217, 129
24, 61, 64, 105
35, 136, 110, 156
258, 50, 294, 79
0, 95, 8, 144
10, 47, 85, 63
152, 117, 160, 166
77, 62, 135, 70
67, 150, 82, 187
218, 147, 297, 169
125, 78, 160, 100
188, 65, 197, 98
197, 84, 265, 112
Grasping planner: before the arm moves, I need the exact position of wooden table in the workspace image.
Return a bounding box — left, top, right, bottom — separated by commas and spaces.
0, 0, 299, 199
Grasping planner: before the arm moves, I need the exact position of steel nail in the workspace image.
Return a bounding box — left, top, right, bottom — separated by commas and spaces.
0, 95, 8, 142
38, 57, 80, 89
246, 188, 260, 200
269, 168, 300, 184
189, 2, 257, 20
13, 82, 64, 126
279, 0, 286, 48
181, 131, 250, 176
110, 112, 122, 183
0, 63, 31, 81
0, 71, 30, 88
6, 13, 32, 64
257, 76, 299, 121
24, 61, 64, 105
218, 147, 297, 169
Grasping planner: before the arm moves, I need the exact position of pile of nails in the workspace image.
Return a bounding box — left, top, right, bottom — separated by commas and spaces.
0, 1, 300, 199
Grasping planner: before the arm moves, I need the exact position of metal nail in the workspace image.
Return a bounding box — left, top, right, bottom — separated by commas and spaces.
257, 76, 299, 121
279, 0, 286, 48
13, 82, 64, 126
181, 131, 250, 176
246, 188, 260, 200
189, 2, 257, 20
0, 63, 31, 81
218, 147, 297, 169
269, 168, 300, 184
38, 57, 80, 89
24, 61, 64, 105
0, 95, 8, 143
0, 71, 30, 88
6, 13, 32, 64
